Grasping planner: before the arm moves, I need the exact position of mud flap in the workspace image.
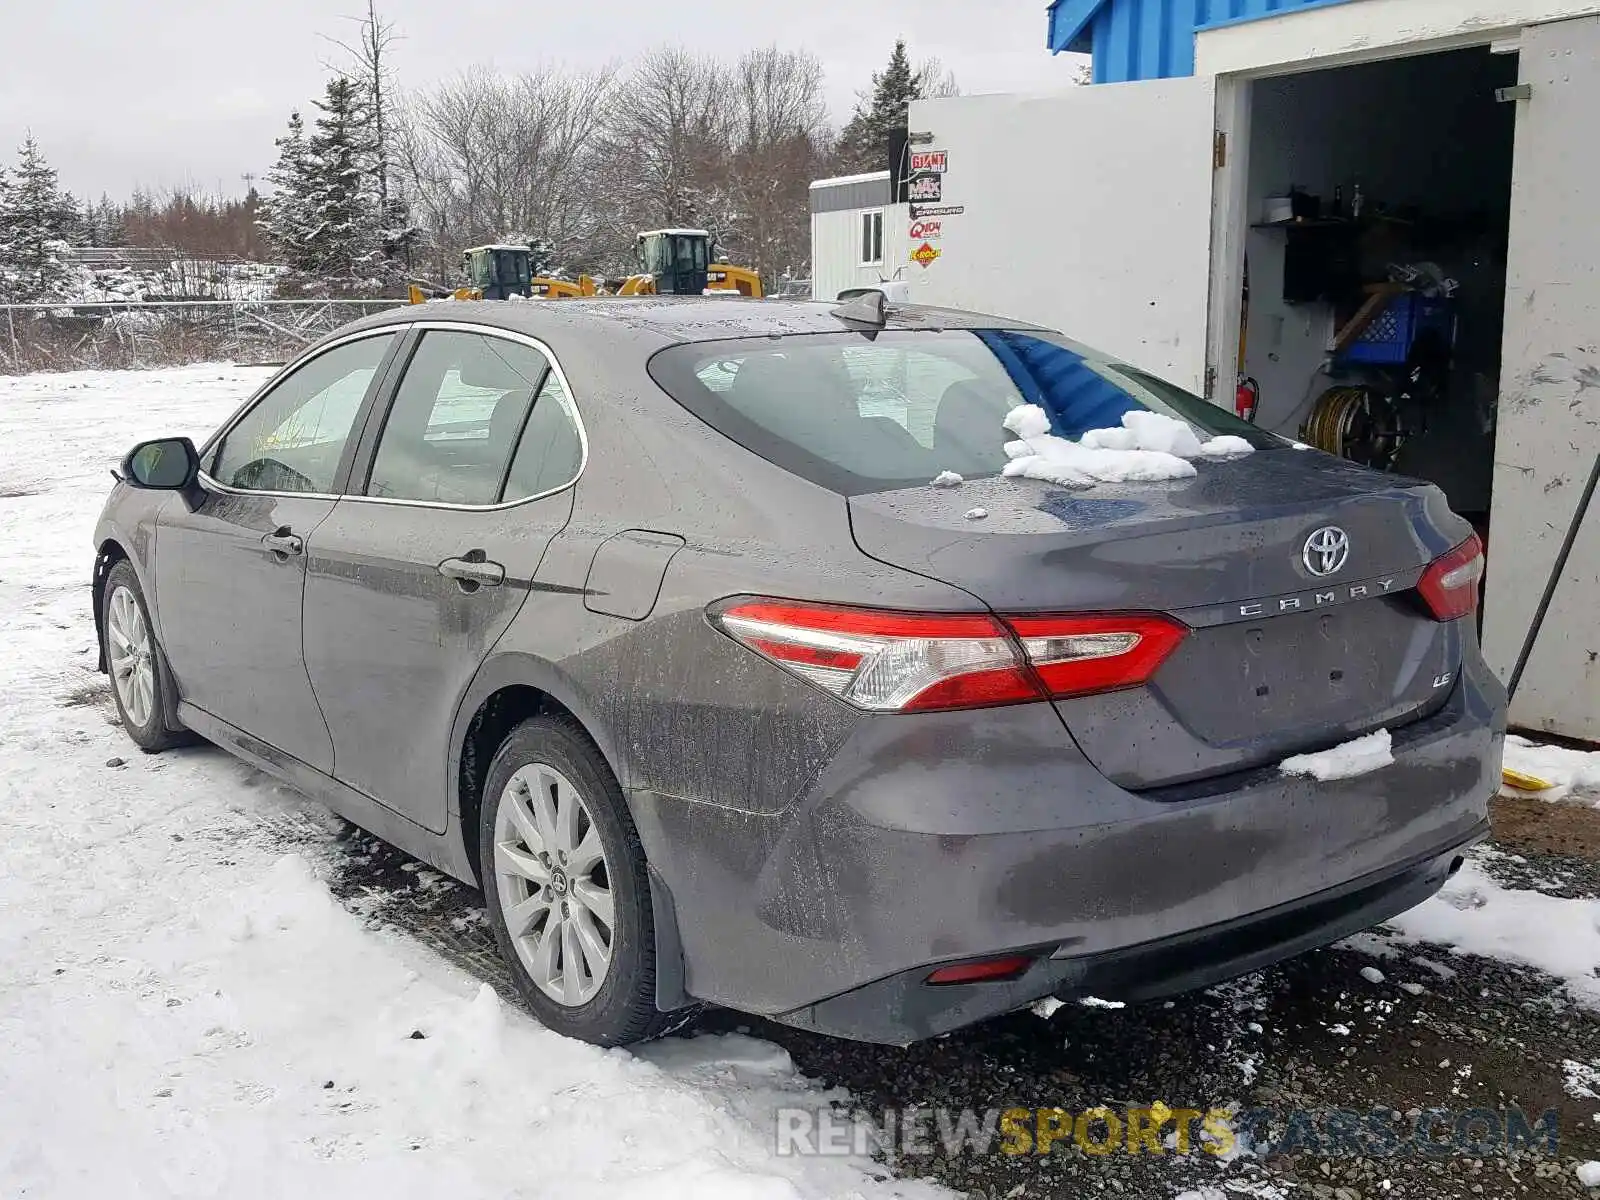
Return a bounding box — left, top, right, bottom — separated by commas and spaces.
649, 864, 694, 1012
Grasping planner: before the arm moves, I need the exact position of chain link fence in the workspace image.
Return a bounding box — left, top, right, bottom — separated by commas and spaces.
0, 299, 408, 375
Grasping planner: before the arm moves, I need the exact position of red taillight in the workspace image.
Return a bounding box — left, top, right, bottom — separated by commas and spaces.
713, 600, 1188, 713
1006, 613, 1188, 699
1417, 535, 1485, 621
715, 601, 1037, 713
925, 955, 1034, 985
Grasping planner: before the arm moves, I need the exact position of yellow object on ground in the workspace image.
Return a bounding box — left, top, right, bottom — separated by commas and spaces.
1502, 767, 1556, 792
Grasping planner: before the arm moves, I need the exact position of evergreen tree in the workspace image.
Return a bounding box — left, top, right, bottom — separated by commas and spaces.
304, 75, 382, 283
94, 195, 127, 247
260, 79, 385, 291
258, 110, 314, 271
837, 41, 920, 174
0, 168, 13, 301
0, 136, 78, 300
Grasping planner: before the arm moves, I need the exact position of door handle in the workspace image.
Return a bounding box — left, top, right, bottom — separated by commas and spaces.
440, 554, 505, 589
262, 528, 304, 557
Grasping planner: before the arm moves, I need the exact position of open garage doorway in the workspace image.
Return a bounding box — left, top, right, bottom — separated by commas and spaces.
1232, 45, 1519, 543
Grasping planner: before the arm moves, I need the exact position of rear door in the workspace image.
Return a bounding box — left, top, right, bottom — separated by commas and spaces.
155, 330, 401, 771
301, 325, 585, 833
905, 79, 1219, 394
1481, 14, 1600, 740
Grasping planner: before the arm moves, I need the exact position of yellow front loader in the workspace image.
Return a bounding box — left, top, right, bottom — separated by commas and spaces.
408, 245, 601, 305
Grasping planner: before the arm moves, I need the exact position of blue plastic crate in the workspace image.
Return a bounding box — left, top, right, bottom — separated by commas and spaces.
1339, 294, 1455, 365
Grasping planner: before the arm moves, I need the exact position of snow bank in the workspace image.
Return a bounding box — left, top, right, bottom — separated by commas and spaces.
1280, 729, 1394, 782
1385, 859, 1600, 1009
1502, 734, 1600, 805
0, 367, 949, 1200
1576, 1161, 1600, 1188
1001, 404, 1253, 490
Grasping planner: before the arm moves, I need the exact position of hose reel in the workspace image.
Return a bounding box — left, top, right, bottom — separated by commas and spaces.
1301, 385, 1408, 471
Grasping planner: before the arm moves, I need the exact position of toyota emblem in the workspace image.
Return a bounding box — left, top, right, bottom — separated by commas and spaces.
1303, 527, 1351, 578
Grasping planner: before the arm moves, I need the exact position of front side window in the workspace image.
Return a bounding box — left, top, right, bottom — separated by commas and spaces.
211, 332, 395, 494
365, 330, 555, 506
861, 211, 884, 265
650, 329, 1270, 496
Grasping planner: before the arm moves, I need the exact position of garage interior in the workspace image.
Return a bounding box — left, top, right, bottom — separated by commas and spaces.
1237, 46, 1520, 541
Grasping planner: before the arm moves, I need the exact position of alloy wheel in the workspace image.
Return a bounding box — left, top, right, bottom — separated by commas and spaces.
493, 762, 615, 1006
107, 585, 155, 730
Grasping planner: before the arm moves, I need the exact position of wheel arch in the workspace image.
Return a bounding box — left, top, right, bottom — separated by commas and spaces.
92, 538, 131, 674
448, 655, 693, 1012
448, 652, 638, 887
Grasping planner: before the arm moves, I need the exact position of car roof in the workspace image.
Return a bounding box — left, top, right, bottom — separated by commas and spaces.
349, 296, 1049, 352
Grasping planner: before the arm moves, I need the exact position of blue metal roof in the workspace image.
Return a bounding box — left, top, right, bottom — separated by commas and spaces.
1048, 0, 1359, 82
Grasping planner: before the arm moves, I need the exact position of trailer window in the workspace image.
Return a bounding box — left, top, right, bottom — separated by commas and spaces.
861, 211, 884, 265
651, 330, 1272, 496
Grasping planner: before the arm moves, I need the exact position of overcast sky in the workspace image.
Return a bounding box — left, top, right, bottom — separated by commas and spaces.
0, 0, 1081, 200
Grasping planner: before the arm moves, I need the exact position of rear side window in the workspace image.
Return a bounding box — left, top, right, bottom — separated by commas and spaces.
366, 331, 550, 505
503, 370, 584, 500
649, 330, 1267, 496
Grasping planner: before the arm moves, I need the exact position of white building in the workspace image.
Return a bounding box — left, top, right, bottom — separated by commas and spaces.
808, 172, 911, 303
813, 0, 1600, 741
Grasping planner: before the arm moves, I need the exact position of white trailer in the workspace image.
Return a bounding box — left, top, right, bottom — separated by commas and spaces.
809, 172, 910, 303
896, 0, 1600, 741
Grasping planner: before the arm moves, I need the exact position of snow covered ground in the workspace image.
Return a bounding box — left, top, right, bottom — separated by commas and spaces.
1, 366, 1597, 1199
0, 366, 943, 1199
1503, 734, 1600, 806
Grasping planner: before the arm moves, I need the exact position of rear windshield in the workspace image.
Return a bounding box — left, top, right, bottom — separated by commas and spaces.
648, 329, 1271, 496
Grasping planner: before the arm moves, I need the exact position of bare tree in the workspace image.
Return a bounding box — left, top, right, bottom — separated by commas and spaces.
725, 47, 831, 285
324, 0, 400, 209
389, 44, 833, 288
915, 57, 962, 100
394, 64, 618, 279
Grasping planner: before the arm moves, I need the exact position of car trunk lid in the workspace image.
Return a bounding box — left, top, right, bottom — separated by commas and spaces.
848, 448, 1473, 789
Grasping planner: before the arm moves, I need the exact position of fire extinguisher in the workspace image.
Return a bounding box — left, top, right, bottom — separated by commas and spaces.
1234, 255, 1259, 423
1236, 375, 1261, 423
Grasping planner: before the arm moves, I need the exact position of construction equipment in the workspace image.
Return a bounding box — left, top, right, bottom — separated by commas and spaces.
407, 244, 602, 305
462, 244, 535, 299
625, 230, 764, 298
406, 233, 761, 305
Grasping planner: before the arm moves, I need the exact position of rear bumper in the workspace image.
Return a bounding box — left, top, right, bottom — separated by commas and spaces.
771, 829, 1482, 1044
630, 650, 1504, 1044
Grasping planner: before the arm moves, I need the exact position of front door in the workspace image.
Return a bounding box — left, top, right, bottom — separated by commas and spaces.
303, 326, 586, 831
155, 330, 401, 771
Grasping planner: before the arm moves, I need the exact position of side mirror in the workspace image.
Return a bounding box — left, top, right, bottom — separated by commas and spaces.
122, 437, 201, 491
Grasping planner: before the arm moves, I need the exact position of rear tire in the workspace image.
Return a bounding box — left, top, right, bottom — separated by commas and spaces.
479, 715, 681, 1046
101, 561, 190, 753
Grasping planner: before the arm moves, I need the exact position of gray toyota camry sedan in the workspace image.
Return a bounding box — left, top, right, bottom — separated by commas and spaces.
91, 297, 1505, 1047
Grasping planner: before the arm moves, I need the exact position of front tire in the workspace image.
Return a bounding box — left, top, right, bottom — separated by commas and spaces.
101, 561, 189, 752
480, 715, 678, 1046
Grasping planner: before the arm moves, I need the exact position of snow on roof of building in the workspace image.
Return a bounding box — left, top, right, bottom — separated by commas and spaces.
465, 244, 530, 253
809, 171, 892, 191
638, 229, 710, 239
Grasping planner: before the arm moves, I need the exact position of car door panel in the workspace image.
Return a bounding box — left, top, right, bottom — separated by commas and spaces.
156, 492, 339, 771
302, 326, 585, 832
153, 329, 403, 773
303, 495, 575, 832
